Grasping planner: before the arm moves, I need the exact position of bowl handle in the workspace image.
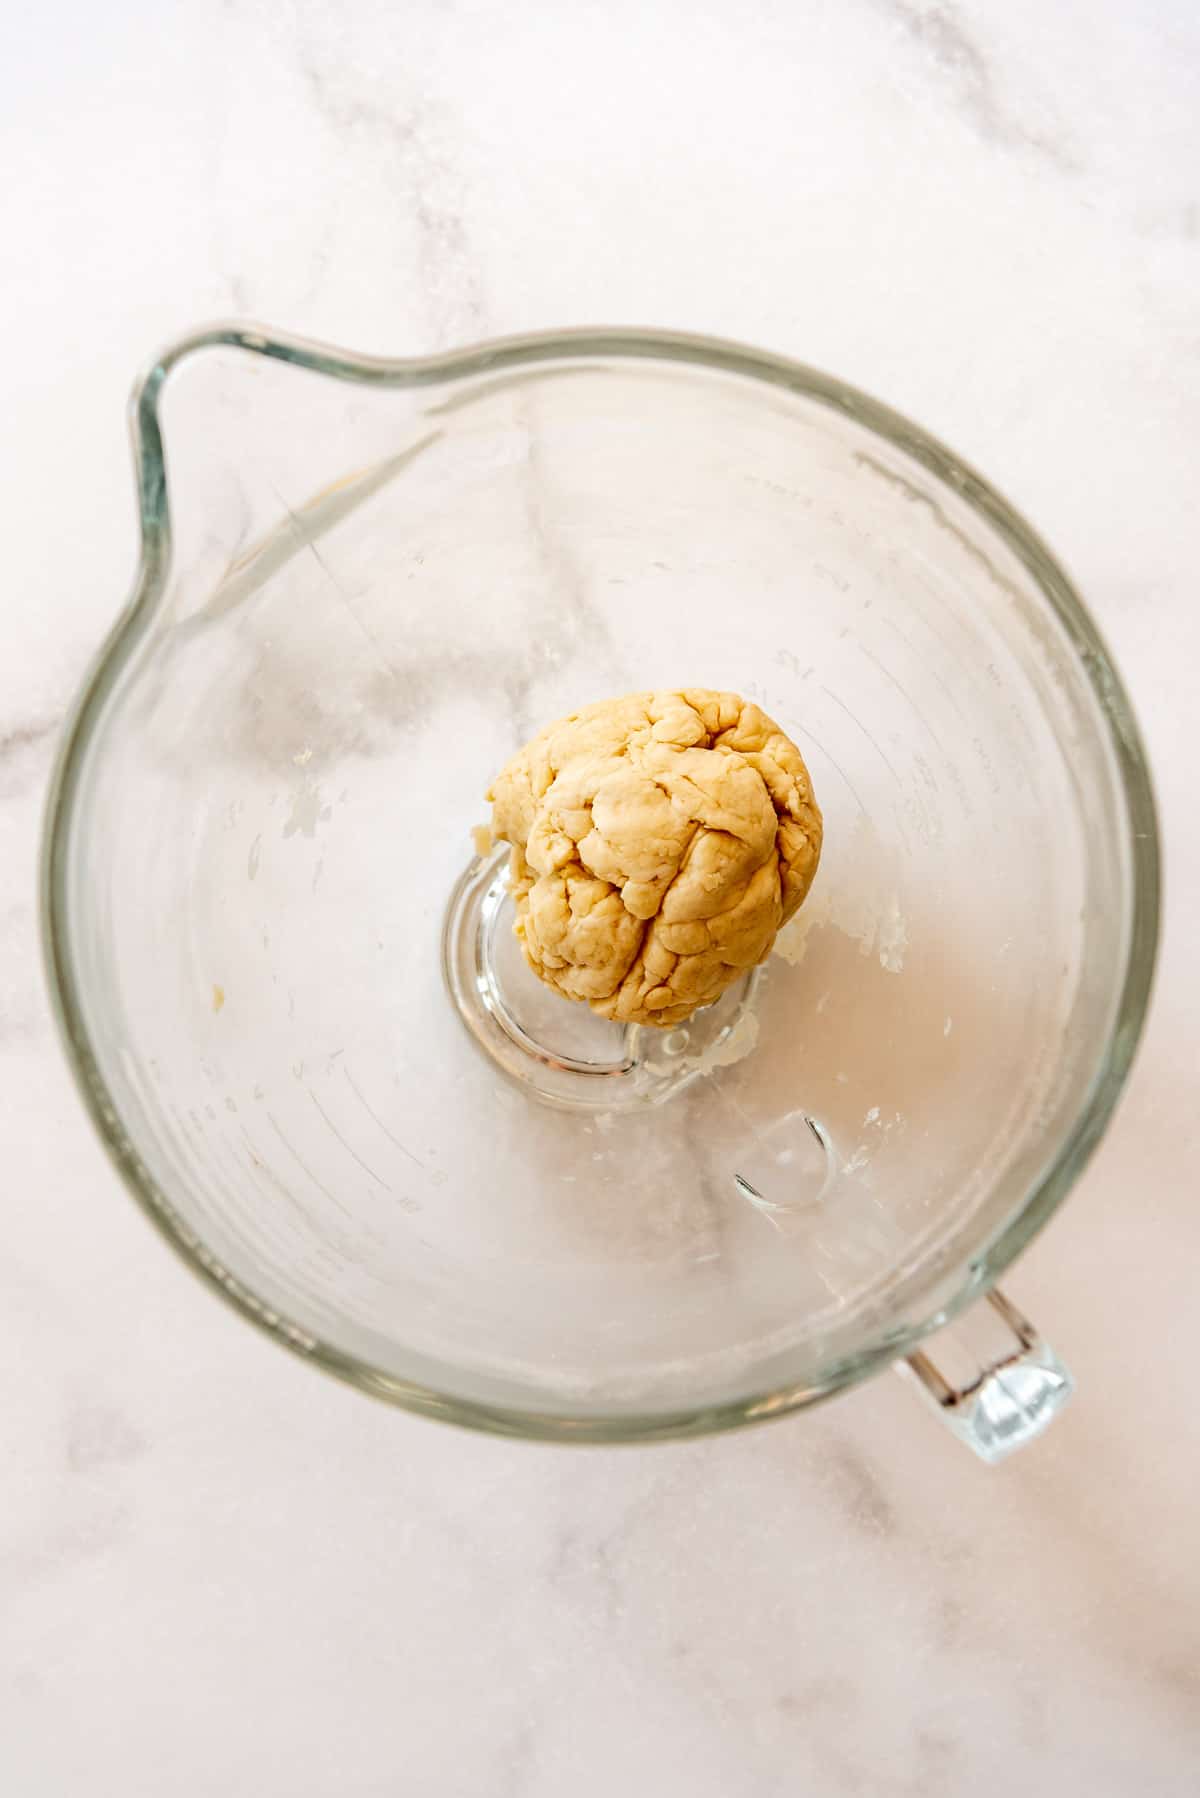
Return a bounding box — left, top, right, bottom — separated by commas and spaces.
894, 1287, 1073, 1463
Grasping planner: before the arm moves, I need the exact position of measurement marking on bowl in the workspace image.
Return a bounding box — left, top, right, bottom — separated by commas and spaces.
792, 723, 868, 817
820, 686, 903, 791
856, 638, 949, 755
239, 1125, 338, 1237
264, 1112, 354, 1220
876, 609, 975, 736
342, 1065, 427, 1169
308, 1089, 391, 1189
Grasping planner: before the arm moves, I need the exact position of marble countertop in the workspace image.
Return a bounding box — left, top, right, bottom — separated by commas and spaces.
3, 2, 1199, 1790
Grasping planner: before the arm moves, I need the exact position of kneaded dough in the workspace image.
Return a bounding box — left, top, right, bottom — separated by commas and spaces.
488, 689, 822, 1027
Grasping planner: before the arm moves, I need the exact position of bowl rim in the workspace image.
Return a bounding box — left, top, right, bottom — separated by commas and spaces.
40, 321, 1161, 1443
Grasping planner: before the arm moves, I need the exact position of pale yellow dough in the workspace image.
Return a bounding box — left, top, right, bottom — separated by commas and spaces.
488, 689, 822, 1028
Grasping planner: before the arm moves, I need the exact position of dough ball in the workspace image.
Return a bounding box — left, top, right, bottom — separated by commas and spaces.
488, 689, 822, 1027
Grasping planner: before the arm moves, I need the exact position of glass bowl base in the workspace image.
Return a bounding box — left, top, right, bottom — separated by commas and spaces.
442, 847, 763, 1112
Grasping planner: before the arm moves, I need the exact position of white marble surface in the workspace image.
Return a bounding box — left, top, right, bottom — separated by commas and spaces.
3, 2, 1199, 1790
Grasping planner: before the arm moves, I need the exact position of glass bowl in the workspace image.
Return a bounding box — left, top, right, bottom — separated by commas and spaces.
42, 325, 1159, 1455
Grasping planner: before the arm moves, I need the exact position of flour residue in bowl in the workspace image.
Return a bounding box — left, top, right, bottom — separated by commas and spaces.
773, 879, 908, 975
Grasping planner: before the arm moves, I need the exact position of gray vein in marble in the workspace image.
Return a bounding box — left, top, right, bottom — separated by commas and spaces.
1154, 1655, 1200, 1706
543, 1465, 702, 1626
0, 1006, 43, 1047
914, 1727, 966, 1796
930, 1591, 967, 1649
495, 1720, 538, 1798
775, 1675, 859, 1721
0, 713, 61, 798
819, 1435, 897, 1535
296, 47, 486, 346
0, 715, 60, 761
0, 1498, 132, 1600
873, 0, 1079, 172
546, 1525, 625, 1624
65, 1401, 148, 1475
